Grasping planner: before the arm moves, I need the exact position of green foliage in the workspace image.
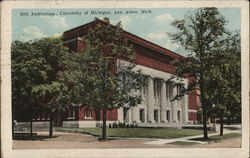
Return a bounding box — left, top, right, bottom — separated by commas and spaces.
12, 38, 80, 114
206, 32, 241, 120
76, 18, 145, 111
168, 8, 240, 138
169, 8, 227, 56
73, 18, 145, 140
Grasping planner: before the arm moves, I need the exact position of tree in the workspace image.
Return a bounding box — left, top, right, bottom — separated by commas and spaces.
12, 41, 42, 136
12, 38, 80, 137
168, 8, 228, 139
77, 18, 145, 141
205, 31, 241, 135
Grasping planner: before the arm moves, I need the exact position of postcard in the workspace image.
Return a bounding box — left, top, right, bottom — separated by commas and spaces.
1, 1, 249, 158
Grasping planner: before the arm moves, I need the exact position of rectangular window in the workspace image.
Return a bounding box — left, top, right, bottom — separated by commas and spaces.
139, 109, 145, 123
177, 111, 181, 122
41, 113, 45, 120
166, 110, 170, 122
176, 84, 183, 96
84, 109, 93, 119
67, 108, 75, 119
154, 110, 159, 122
166, 82, 170, 100
166, 82, 172, 100
153, 79, 161, 98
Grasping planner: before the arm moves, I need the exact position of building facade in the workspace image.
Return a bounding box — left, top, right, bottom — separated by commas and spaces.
60, 19, 199, 128
15, 19, 199, 128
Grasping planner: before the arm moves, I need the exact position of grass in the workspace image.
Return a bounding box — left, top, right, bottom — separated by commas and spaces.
168, 141, 200, 146
190, 133, 241, 142
68, 128, 211, 139
13, 133, 57, 140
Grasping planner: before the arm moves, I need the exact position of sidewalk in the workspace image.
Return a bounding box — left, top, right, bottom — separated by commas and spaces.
144, 128, 241, 145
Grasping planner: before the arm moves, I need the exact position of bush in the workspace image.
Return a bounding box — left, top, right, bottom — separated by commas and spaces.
118, 122, 125, 128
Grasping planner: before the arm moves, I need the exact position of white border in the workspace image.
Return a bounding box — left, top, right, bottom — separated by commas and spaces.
1, 1, 249, 158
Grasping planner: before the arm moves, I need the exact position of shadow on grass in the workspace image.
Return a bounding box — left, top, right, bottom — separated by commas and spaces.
190, 137, 221, 143
13, 133, 57, 140
189, 133, 241, 143
167, 141, 200, 146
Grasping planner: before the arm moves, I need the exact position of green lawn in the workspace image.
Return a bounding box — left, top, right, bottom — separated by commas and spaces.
168, 141, 200, 146
13, 133, 57, 140
190, 133, 241, 142
69, 128, 210, 139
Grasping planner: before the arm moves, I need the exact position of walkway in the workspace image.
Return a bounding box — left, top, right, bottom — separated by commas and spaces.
144, 128, 241, 145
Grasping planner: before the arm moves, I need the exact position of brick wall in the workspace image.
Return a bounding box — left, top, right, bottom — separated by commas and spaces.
78, 107, 117, 121
188, 112, 197, 121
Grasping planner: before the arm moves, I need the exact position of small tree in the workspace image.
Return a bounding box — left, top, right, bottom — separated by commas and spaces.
77, 18, 145, 141
168, 8, 228, 139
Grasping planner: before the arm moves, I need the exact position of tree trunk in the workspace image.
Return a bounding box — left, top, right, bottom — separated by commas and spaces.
30, 110, 33, 136
200, 73, 208, 140
30, 118, 33, 137
123, 108, 128, 124
102, 110, 107, 141
49, 111, 54, 138
202, 106, 208, 139
220, 111, 224, 136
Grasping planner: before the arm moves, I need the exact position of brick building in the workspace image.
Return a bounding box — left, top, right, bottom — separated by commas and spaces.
60, 19, 199, 128
15, 19, 199, 128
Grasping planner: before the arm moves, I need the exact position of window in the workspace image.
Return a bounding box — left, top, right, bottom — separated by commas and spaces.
176, 84, 183, 96
166, 82, 171, 100
166, 110, 170, 122
139, 109, 145, 123
67, 108, 75, 119
153, 79, 161, 98
84, 109, 93, 119
177, 111, 181, 122
154, 110, 159, 122
41, 113, 45, 120
33, 113, 38, 121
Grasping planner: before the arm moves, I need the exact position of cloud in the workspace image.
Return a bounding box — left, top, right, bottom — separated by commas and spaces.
119, 16, 132, 26
163, 39, 181, 51
154, 13, 174, 25
146, 32, 167, 40
20, 26, 47, 41
51, 32, 63, 38
163, 38, 190, 56
41, 16, 68, 28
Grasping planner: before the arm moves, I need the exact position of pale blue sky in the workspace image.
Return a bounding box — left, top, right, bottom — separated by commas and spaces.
12, 8, 241, 56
